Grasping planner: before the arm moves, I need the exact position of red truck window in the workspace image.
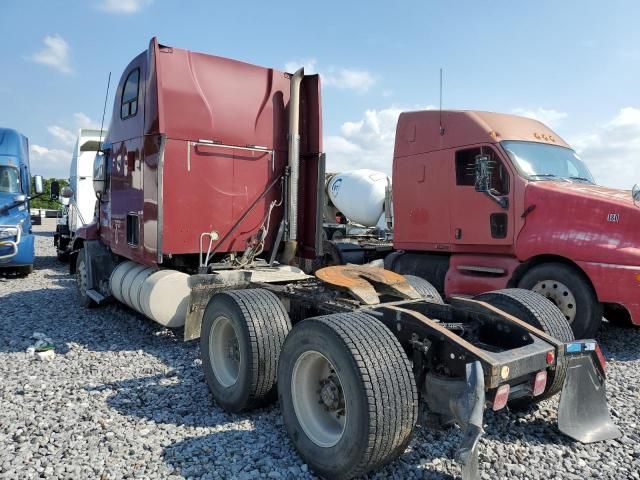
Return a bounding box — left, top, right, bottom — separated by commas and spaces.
121, 68, 140, 119
455, 146, 509, 195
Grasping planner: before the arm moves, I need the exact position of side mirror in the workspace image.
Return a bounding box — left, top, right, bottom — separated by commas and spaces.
61, 186, 74, 199
633, 184, 640, 206
34, 175, 44, 195
474, 154, 508, 209
93, 151, 106, 194
474, 154, 492, 193
14, 193, 27, 203
50, 180, 60, 200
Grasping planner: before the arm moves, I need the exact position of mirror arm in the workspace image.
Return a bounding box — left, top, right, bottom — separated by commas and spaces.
482, 191, 509, 209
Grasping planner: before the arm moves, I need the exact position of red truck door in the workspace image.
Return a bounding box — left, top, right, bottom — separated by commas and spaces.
449, 144, 514, 246
108, 58, 147, 263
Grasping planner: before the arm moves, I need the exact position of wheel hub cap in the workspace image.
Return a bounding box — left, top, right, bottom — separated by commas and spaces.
291, 351, 347, 447
209, 316, 241, 387
532, 280, 577, 323
319, 375, 344, 412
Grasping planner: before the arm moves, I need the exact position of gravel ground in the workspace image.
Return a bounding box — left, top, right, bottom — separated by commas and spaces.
0, 219, 638, 480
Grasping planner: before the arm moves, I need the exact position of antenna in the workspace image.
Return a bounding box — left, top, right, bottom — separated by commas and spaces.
98, 72, 111, 149
439, 68, 445, 136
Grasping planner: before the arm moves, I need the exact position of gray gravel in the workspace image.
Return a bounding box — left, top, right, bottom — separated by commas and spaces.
0, 219, 638, 479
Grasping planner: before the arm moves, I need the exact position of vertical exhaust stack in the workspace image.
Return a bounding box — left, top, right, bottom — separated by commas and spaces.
282, 67, 304, 264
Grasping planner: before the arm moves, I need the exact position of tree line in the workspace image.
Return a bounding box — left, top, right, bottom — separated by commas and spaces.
31, 178, 70, 210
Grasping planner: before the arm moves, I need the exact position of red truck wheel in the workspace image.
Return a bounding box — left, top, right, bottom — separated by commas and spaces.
277, 312, 417, 480
200, 289, 291, 412
474, 288, 573, 408
403, 275, 443, 304
517, 263, 602, 339
75, 248, 95, 308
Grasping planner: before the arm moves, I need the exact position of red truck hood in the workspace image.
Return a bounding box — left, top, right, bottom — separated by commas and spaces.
517, 181, 640, 265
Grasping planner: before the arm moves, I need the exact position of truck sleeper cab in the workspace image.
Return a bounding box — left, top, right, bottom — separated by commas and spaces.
390, 110, 640, 338
0, 128, 43, 276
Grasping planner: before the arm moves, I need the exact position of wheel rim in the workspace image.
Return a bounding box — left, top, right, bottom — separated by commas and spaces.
291, 350, 346, 448
209, 315, 241, 387
532, 280, 577, 323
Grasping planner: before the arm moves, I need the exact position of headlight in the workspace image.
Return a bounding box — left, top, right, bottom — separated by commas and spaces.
0, 227, 19, 239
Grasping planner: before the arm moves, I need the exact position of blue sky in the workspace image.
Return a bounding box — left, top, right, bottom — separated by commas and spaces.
1, 0, 639, 187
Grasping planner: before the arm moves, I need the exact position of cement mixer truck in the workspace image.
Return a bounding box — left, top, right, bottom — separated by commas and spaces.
68, 38, 619, 480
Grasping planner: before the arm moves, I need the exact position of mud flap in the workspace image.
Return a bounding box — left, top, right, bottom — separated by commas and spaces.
450, 361, 485, 480
558, 354, 621, 443
183, 271, 250, 341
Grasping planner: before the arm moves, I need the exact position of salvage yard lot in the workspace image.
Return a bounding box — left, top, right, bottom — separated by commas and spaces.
1, 219, 639, 480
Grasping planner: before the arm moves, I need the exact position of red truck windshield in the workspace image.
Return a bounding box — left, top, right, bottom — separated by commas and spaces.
501, 141, 595, 184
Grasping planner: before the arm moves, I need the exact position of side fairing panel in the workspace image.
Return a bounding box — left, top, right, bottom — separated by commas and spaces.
393, 149, 453, 249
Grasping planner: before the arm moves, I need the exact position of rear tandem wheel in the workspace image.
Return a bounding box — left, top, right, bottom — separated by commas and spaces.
277, 312, 418, 480
200, 289, 291, 412
474, 288, 574, 407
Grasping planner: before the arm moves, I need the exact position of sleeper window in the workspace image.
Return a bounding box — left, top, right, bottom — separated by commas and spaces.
121, 69, 140, 119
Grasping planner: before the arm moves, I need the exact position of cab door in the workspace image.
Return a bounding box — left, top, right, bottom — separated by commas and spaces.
449, 144, 514, 246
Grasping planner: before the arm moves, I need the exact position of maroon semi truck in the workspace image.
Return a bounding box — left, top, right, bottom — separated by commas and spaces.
68, 39, 619, 479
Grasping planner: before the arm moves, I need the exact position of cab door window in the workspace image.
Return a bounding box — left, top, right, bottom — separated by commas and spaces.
455, 146, 509, 195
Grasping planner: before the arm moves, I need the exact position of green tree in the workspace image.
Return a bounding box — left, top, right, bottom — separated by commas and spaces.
30, 178, 70, 210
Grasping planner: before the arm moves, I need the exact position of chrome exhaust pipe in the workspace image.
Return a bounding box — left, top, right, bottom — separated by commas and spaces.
282, 67, 304, 263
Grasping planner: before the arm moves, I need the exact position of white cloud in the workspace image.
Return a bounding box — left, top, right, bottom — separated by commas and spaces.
571, 107, 640, 189
98, 0, 153, 13
30, 145, 72, 179
46, 126, 76, 147
28, 35, 72, 74
46, 112, 100, 148
284, 59, 375, 94
511, 107, 568, 129
325, 106, 434, 173
73, 112, 100, 129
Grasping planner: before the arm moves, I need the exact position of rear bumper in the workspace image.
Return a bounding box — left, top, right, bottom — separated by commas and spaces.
577, 260, 640, 325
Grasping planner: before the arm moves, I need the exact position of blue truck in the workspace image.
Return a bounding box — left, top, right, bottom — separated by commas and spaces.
0, 128, 43, 276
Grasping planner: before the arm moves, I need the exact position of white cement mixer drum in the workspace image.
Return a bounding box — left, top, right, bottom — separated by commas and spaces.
327, 169, 389, 227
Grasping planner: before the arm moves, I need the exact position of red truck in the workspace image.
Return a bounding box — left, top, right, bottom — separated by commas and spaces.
66, 39, 619, 479
378, 110, 639, 339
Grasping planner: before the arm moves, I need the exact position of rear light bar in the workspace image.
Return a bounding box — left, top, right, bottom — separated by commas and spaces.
532, 370, 547, 397
492, 384, 510, 411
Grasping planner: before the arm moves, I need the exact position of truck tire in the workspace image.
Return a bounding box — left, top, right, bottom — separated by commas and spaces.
517, 262, 602, 338
200, 289, 291, 413
403, 274, 444, 304
277, 312, 418, 480
75, 248, 95, 308
474, 288, 573, 404
17, 265, 33, 277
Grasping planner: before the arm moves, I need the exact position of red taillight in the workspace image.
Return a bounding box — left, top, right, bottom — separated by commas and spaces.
532, 370, 547, 397
493, 384, 510, 411
595, 344, 607, 372
546, 350, 555, 365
